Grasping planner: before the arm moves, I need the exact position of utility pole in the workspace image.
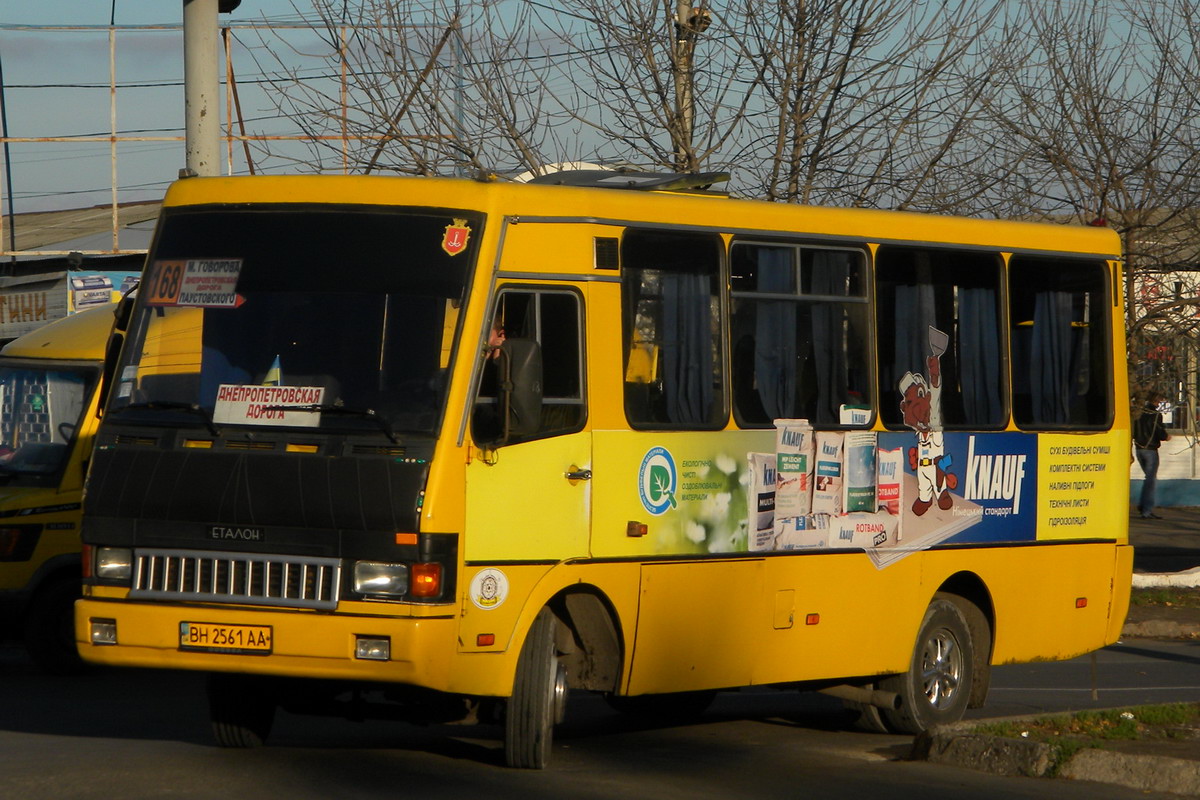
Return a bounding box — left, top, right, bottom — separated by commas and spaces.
183, 0, 220, 176
672, 3, 709, 173
183, 0, 240, 176
0, 48, 16, 262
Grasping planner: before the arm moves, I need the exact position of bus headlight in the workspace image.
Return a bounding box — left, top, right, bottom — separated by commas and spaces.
353, 561, 408, 597
95, 547, 133, 581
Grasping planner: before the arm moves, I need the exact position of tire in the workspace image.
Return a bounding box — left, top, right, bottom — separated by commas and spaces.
879, 594, 974, 735
605, 690, 716, 720
22, 574, 87, 675
842, 686, 889, 733
504, 607, 566, 769
207, 673, 276, 748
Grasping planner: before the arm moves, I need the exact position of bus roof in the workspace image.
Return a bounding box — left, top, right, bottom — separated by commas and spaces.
160, 174, 1123, 260
1, 304, 115, 362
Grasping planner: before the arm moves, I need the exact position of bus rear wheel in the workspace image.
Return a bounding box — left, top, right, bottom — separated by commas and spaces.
207, 673, 276, 748
879, 594, 974, 734
504, 607, 566, 769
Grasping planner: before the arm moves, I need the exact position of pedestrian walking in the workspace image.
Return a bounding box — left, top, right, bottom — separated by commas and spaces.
1133, 394, 1170, 519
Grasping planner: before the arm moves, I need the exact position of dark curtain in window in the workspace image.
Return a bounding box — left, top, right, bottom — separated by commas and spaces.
661, 272, 713, 424
957, 287, 1002, 423
1031, 290, 1073, 424
1071, 315, 1091, 398
892, 283, 936, 394
811, 251, 849, 422
754, 248, 795, 419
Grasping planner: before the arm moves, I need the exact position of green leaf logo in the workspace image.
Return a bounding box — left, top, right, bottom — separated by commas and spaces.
650, 464, 677, 508
638, 446, 678, 516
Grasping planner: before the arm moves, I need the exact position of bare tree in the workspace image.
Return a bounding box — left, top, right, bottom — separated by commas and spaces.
986, 0, 1200, 426
249, 1, 1015, 205
521, 0, 1011, 205
719, 0, 1007, 210
518, 0, 759, 175
242, 0, 575, 176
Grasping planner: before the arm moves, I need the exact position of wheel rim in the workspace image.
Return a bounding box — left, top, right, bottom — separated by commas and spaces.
552, 660, 568, 725
919, 626, 962, 709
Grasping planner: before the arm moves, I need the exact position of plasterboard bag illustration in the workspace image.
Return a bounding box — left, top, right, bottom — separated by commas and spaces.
843, 430, 877, 513
774, 514, 828, 550
747, 452, 777, 551
876, 446, 904, 541
829, 511, 899, 550
774, 419, 814, 517
839, 404, 871, 426
812, 431, 844, 515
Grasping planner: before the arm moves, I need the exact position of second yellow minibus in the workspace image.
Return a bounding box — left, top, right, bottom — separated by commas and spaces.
0, 304, 113, 672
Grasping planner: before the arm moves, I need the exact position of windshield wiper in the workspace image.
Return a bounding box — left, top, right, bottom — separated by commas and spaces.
111, 401, 220, 436
261, 404, 398, 444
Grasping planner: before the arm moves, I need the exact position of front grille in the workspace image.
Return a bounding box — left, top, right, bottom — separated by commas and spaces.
130, 548, 341, 610
225, 440, 276, 451
351, 444, 406, 457
114, 435, 158, 446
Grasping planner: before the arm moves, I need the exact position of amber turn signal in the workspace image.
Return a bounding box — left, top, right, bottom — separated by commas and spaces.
410, 562, 442, 598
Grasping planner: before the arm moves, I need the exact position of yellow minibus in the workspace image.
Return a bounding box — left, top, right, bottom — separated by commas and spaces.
0, 304, 112, 672
76, 172, 1129, 766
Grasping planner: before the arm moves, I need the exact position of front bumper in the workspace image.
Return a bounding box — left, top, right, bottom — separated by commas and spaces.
75, 596, 508, 696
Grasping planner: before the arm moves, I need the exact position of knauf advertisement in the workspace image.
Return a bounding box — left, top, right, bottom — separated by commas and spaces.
594, 426, 1125, 568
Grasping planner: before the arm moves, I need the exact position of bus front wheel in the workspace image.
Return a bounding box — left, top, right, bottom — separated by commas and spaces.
504, 606, 566, 769
207, 673, 276, 748
880, 594, 974, 734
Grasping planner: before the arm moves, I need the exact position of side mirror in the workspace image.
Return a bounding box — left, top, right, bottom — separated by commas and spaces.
95, 331, 125, 416
113, 289, 136, 333
98, 288, 138, 414
501, 338, 542, 441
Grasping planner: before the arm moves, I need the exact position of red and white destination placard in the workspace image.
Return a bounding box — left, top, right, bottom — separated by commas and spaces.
145, 259, 243, 307
213, 384, 325, 427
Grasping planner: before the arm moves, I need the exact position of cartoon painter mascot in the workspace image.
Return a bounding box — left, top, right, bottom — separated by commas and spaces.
899, 327, 958, 516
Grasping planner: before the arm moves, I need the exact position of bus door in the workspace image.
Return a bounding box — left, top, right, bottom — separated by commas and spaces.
588, 228, 772, 693
464, 287, 590, 563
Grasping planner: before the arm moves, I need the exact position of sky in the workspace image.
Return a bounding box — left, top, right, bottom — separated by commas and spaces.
0, 1, 345, 225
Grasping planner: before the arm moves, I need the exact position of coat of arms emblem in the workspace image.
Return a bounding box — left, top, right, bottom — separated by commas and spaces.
441, 218, 471, 256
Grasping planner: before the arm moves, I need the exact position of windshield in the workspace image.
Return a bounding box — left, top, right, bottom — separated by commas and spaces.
110, 205, 480, 437
0, 361, 95, 485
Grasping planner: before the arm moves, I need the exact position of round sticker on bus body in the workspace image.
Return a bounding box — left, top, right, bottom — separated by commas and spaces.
638, 446, 678, 516
469, 568, 509, 610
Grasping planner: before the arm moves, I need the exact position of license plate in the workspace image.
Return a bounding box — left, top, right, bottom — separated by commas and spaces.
179, 621, 272, 654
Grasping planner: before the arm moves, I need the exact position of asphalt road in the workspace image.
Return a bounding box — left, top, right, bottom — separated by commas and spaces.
1130, 506, 1200, 573
973, 638, 1200, 718
1, 639, 1194, 800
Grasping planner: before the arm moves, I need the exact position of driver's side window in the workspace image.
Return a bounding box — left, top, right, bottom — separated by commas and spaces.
471, 288, 585, 445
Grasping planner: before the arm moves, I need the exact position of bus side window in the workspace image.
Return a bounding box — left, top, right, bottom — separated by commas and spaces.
876, 247, 1006, 430
471, 288, 585, 445
730, 242, 871, 427
621, 229, 725, 429
1009, 257, 1111, 429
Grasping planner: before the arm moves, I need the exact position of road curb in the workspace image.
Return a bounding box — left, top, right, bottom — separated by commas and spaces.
1133, 568, 1200, 589
912, 727, 1052, 776
1058, 749, 1200, 794
913, 716, 1200, 795
1122, 619, 1200, 639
